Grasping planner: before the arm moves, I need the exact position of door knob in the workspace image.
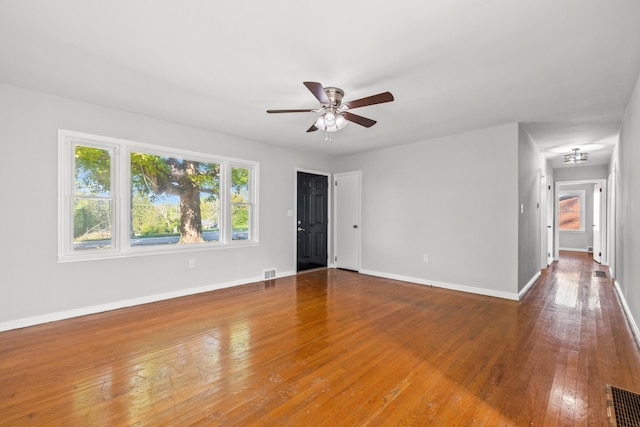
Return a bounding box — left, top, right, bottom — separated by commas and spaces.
353, 225, 358, 229
297, 227, 306, 232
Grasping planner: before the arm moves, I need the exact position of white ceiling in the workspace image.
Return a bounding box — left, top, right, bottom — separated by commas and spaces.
1, 1, 639, 168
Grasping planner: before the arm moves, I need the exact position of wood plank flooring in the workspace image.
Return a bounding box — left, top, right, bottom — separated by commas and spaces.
1, 251, 639, 425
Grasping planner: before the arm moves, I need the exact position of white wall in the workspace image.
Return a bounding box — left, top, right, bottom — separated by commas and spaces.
518, 126, 542, 291
554, 164, 608, 181
613, 71, 640, 341
332, 124, 520, 299
0, 84, 331, 328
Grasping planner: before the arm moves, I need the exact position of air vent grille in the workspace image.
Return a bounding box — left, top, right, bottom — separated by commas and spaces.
264, 269, 277, 280
606, 384, 640, 427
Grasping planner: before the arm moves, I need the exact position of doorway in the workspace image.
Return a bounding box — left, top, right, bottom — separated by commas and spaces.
554, 178, 607, 264
296, 171, 329, 272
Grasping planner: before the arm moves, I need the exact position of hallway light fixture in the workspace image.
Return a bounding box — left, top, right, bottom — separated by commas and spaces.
564, 148, 588, 165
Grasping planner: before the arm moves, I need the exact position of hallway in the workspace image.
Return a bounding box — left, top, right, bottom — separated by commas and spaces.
517, 251, 640, 424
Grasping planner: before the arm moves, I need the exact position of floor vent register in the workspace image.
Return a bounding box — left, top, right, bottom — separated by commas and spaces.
606, 384, 640, 427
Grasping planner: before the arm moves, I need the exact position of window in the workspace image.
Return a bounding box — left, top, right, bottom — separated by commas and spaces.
231, 166, 252, 241
59, 130, 258, 261
72, 144, 116, 251
558, 190, 585, 231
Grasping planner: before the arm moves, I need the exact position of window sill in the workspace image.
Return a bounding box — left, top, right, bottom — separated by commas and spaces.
58, 240, 259, 263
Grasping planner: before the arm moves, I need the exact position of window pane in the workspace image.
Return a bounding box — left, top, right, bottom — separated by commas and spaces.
232, 204, 250, 240
73, 145, 113, 251
231, 167, 250, 241
232, 167, 250, 203
75, 146, 111, 196
130, 152, 220, 246
559, 193, 582, 230
559, 211, 581, 230
73, 198, 112, 250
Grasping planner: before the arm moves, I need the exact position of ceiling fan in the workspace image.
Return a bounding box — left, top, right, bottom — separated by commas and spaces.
267, 82, 394, 141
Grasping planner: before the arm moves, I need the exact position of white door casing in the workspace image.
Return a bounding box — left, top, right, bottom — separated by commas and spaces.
554, 178, 607, 262
593, 183, 602, 264
547, 179, 554, 266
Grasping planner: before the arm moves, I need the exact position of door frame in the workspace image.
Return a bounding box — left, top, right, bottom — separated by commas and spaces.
294, 168, 332, 271
540, 170, 554, 269
608, 167, 616, 278
554, 178, 607, 264
546, 177, 554, 267
334, 171, 362, 272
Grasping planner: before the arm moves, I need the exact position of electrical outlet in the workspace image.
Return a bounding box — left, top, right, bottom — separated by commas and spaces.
188, 259, 195, 268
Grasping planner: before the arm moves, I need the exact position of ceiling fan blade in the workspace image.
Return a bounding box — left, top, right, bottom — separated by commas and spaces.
306, 124, 318, 132
303, 81, 331, 105
343, 112, 377, 128
343, 91, 394, 109
266, 109, 315, 113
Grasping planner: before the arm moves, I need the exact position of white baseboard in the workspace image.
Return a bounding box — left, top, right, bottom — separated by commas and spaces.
0, 270, 296, 332
518, 272, 541, 300
359, 269, 519, 301
559, 247, 590, 253
613, 280, 640, 349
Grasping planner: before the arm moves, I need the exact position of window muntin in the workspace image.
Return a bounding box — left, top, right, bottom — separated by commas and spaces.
59, 130, 258, 261
559, 190, 585, 231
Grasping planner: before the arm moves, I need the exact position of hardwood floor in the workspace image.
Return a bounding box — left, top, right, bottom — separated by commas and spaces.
1, 251, 639, 426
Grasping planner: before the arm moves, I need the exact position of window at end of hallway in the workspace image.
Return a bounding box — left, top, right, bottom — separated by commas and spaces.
559, 190, 585, 232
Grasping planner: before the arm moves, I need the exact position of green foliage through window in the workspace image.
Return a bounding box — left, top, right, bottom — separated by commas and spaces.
231, 167, 250, 240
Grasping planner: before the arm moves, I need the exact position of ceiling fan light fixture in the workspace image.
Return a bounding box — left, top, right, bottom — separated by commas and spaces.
314, 112, 349, 133
564, 148, 588, 164
324, 111, 336, 126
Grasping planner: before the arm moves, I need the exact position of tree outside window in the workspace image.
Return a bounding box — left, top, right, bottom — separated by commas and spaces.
130, 152, 220, 245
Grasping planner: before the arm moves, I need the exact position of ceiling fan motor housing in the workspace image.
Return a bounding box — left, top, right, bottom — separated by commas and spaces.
323, 87, 344, 108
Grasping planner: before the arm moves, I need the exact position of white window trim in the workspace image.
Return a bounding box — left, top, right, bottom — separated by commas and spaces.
58, 129, 259, 262
558, 189, 585, 233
